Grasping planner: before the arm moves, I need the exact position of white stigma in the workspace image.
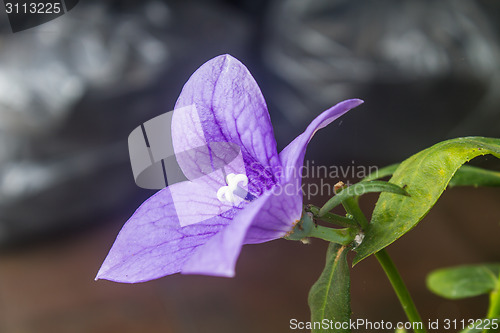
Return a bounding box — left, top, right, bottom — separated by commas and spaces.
217, 173, 249, 203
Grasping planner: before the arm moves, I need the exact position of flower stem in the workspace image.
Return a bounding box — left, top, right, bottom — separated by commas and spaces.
340, 197, 427, 333
341, 197, 369, 230
375, 250, 427, 333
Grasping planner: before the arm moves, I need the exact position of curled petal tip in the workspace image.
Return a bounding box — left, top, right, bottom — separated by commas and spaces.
345, 98, 364, 107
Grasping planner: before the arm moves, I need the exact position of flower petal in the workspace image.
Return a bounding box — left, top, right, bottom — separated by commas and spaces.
279, 99, 363, 183
167, 142, 248, 227
181, 186, 299, 276
170, 170, 245, 227
95, 182, 240, 283
172, 54, 281, 183
243, 183, 303, 244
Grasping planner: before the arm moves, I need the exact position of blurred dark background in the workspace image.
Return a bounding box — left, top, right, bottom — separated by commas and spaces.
0, 0, 499, 332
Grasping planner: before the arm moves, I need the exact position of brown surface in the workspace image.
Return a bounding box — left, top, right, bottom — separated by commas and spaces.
0, 187, 498, 333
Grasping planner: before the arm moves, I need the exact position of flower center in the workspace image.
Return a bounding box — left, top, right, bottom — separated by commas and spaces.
217, 173, 249, 203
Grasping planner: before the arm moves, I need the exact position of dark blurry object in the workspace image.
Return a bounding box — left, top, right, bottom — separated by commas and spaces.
0, 0, 250, 245
0, 1, 172, 245
263, 0, 500, 163
4, 0, 79, 33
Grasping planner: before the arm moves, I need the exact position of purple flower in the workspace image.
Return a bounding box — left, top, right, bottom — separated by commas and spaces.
96, 55, 362, 282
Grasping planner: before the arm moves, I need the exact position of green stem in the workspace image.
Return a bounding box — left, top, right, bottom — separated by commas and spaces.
307, 205, 358, 228
342, 197, 369, 230
487, 290, 500, 318
375, 250, 427, 333
341, 198, 427, 333
308, 225, 355, 245
485, 273, 500, 333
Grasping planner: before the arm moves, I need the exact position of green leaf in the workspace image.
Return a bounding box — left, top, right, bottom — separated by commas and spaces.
427, 264, 500, 299
365, 164, 500, 187
309, 243, 351, 333
319, 181, 409, 217
448, 165, 500, 187
354, 137, 500, 265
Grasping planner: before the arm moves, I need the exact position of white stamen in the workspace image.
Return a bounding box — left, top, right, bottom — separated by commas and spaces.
217, 173, 249, 203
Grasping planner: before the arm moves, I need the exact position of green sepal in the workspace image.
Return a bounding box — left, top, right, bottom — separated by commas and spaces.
285, 212, 315, 241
